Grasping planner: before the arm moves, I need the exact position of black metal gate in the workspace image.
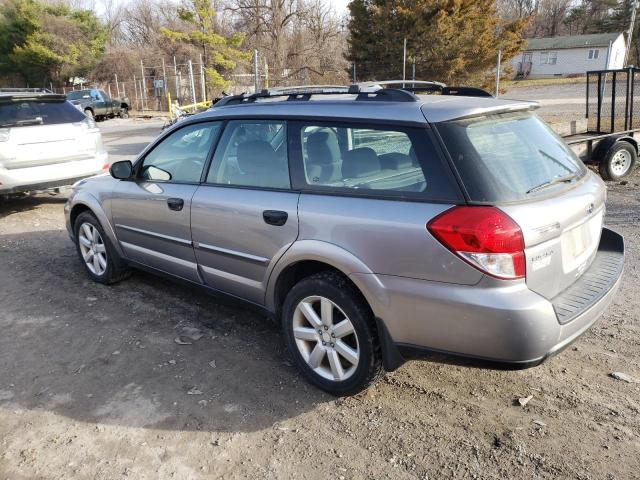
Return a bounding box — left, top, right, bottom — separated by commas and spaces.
587, 67, 640, 134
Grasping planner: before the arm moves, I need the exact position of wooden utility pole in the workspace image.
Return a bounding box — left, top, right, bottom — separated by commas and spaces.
495, 49, 502, 97
402, 38, 407, 87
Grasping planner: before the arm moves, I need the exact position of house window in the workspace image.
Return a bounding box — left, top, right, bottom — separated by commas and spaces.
540, 51, 557, 65
588, 49, 600, 60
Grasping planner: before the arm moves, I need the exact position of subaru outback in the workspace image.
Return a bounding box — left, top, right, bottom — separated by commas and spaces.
65, 82, 624, 395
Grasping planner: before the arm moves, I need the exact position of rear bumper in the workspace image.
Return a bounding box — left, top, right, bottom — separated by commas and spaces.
0, 152, 108, 194
352, 227, 624, 368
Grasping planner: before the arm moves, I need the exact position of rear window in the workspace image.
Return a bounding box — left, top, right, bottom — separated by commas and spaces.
0, 99, 86, 127
436, 112, 587, 202
291, 121, 460, 200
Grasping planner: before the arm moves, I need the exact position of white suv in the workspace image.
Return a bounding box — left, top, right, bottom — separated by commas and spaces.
0, 88, 108, 195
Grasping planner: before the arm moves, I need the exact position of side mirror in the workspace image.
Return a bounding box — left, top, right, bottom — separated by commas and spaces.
109, 160, 133, 180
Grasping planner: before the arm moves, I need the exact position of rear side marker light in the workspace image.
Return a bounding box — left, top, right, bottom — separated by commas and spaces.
102, 163, 109, 170
427, 206, 526, 280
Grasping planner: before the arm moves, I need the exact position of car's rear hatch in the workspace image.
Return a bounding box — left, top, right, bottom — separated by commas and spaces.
500, 174, 605, 299
434, 110, 607, 300
0, 94, 99, 169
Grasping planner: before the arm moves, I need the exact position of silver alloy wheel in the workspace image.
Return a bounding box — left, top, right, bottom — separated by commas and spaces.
292, 295, 360, 381
78, 222, 107, 276
611, 149, 632, 176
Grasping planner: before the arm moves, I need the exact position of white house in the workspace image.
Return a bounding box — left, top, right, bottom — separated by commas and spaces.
510, 32, 627, 78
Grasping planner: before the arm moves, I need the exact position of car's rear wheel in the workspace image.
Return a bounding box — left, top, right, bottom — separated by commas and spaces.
599, 142, 636, 180
282, 271, 384, 396
119, 107, 129, 119
74, 211, 130, 284
84, 108, 94, 120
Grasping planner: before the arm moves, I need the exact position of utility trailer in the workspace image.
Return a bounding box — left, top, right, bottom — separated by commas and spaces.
562, 67, 639, 180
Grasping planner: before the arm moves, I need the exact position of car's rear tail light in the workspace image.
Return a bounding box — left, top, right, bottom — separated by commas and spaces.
427, 206, 525, 280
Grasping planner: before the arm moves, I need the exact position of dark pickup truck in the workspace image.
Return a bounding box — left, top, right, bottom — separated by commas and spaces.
66, 88, 129, 120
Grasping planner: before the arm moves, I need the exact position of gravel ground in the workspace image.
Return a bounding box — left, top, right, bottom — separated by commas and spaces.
0, 120, 639, 479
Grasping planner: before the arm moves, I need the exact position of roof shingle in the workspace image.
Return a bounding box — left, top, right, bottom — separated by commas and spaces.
525, 32, 623, 51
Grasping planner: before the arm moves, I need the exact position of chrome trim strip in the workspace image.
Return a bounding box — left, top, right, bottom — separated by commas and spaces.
120, 241, 198, 269
195, 241, 270, 265
199, 264, 263, 290
115, 224, 192, 246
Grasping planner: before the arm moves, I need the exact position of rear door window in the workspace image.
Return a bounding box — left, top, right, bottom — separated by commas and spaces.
0, 99, 86, 127
436, 112, 587, 202
290, 121, 460, 200
206, 120, 290, 189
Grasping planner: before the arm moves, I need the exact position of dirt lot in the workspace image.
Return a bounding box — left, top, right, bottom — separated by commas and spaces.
1, 123, 639, 479
503, 81, 586, 125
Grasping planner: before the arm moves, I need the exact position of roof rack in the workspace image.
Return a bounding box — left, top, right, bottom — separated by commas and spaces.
0, 88, 53, 94
214, 86, 418, 107
212, 79, 492, 107
357, 81, 492, 97
441, 86, 493, 97
357, 80, 446, 92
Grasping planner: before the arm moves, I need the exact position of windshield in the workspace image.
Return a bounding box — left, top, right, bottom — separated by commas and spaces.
0, 99, 86, 127
436, 112, 586, 202
66, 90, 89, 101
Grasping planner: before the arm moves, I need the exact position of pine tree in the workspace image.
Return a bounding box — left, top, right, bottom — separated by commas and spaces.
0, 0, 107, 86
161, 0, 250, 93
346, 0, 528, 87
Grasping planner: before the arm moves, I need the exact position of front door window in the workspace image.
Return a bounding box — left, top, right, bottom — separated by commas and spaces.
140, 122, 222, 183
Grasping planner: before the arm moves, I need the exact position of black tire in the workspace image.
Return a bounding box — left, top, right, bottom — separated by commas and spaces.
282, 271, 384, 396
599, 141, 636, 181
73, 211, 131, 284
84, 108, 94, 120
119, 107, 129, 119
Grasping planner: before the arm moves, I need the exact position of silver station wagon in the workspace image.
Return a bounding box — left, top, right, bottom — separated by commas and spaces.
65, 82, 625, 395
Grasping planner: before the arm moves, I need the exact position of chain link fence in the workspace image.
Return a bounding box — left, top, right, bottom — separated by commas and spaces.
48, 57, 640, 135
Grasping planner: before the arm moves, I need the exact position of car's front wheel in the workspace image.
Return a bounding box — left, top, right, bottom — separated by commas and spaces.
74, 211, 130, 284
282, 271, 384, 396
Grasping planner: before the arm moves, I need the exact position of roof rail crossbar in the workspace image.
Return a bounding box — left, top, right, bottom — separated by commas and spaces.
357, 80, 446, 90
267, 85, 349, 93
355, 88, 418, 102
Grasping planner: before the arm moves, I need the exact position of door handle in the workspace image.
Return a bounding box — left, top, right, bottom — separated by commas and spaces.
263, 210, 288, 226
167, 198, 184, 211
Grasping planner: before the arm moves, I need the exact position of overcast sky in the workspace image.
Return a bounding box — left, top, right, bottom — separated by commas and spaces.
330, 0, 349, 15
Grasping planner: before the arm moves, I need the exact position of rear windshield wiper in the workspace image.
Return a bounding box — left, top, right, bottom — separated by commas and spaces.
526, 173, 577, 194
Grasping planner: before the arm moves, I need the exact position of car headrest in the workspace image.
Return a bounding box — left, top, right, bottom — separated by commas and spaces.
409, 146, 419, 166
236, 140, 278, 173
342, 147, 381, 179
306, 129, 341, 166
379, 152, 413, 170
